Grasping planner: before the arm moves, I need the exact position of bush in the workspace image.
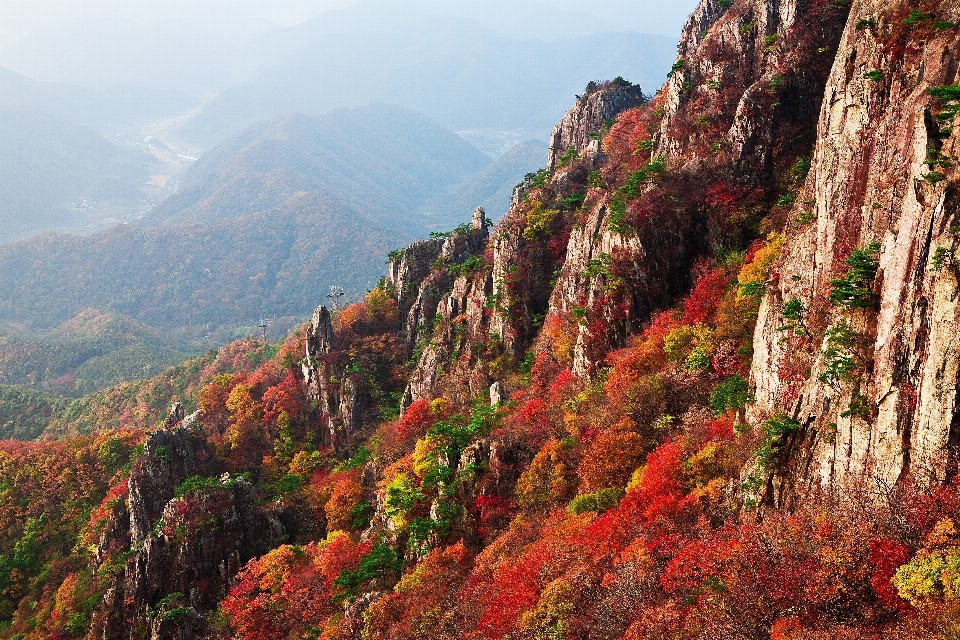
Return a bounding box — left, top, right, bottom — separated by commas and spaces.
567, 488, 624, 514
710, 375, 753, 415
829, 242, 880, 309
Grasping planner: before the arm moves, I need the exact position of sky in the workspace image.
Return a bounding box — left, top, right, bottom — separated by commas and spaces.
0, 0, 699, 45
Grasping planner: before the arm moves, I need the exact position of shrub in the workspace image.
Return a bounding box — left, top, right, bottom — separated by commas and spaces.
567, 488, 625, 514
755, 414, 800, 470
710, 375, 753, 415
332, 543, 403, 603
819, 319, 860, 387
829, 242, 880, 309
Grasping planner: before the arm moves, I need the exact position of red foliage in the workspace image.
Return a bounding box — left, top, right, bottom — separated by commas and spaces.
397, 399, 434, 441
869, 539, 914, 613
681, 266, 732, 325
473, 495, 514, 539
222, 534, 366, 639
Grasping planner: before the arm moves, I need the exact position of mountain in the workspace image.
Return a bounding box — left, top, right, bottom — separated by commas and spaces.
0, 67, 198, 137
0, 308, 196, 396
147, 104, 492, 230
0, 104, 541, 343
0, 98, 162, 243
0, 192, 401, 342
174, 9, 676, 149
416, 139, 548, 225
6, 0, 960, 639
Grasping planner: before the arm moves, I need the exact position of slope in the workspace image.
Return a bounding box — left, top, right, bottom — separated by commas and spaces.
0, 191, 402, 342
147, 104, 492, 230
0, 99, 161, 243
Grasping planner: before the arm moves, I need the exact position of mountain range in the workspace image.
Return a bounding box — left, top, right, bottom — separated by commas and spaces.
0, 104, 546, 347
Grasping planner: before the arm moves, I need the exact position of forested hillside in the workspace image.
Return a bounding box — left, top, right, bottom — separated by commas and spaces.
0, 0, 959, 638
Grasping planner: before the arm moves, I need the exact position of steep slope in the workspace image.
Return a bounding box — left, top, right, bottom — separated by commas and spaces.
9, 1, 960, 639
0, 100, 161, 243
749, 0, 960, 498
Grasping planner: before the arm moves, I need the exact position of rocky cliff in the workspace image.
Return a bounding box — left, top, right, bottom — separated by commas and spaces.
749, 0, 960, 501
31, 1, 960, 637
89, 418, 283, 640
545, 80, 646, 173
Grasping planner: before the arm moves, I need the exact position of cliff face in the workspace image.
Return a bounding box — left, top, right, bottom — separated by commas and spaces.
545, 81, 646, 173
90, 424, 283, 640
749, 0, 960, 500
50, 1, 960, 637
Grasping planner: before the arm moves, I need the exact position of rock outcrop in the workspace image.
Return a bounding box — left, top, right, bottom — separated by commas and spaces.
748, 0, 960, 501
546, 81, 646, 173
90, 427, 284, 640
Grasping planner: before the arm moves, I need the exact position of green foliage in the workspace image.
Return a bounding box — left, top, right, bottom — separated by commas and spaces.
777, 297, 807, 335
710, 376, 753, 415
567, 488, 625, 514
608, 158, 667, 234
791, 156, 811, 183
335, 446, 372, 472
332, 543, 402, 603
829, 243, 880, 309
276, 474, 303, 495
523, 201, 560, 241
668, 60, 686, 77
562, 192, 585, 211
894, 547, 960, 606
555, 146, 580, 168
587, 170, 606, 189
684, 347, 712, 372
903, 9, 931, 27
174, 475, 222, 498
927, 84, 960, 126
755, 414, 800, 470
840, 391, 871, 420
522, 168, 550, 190
931, 246, 952, 272
767, 74, 784, 95
0, 385, 68, 440
819, 320, 860, 387
350, 502, 374, 530
926, 149, 952, 169
384, 473, 424, 527
776, 192, 796, 208
448, 255, 485, 279
863, 69, 884, 82
855, 18, 876, 30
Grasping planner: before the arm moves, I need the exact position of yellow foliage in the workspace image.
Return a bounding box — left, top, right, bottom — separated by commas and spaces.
662, 323, 714, 362
737, 232, 785, 295
522, 200, 559, 241
893, 547, 960, 606
518, 578, 574, 636
288, 450, 324, 478
929, 518, 959, 548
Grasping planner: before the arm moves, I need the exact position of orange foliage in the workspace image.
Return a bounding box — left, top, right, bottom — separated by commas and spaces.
577, 418, 645, 492
325, 476, 363, 532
